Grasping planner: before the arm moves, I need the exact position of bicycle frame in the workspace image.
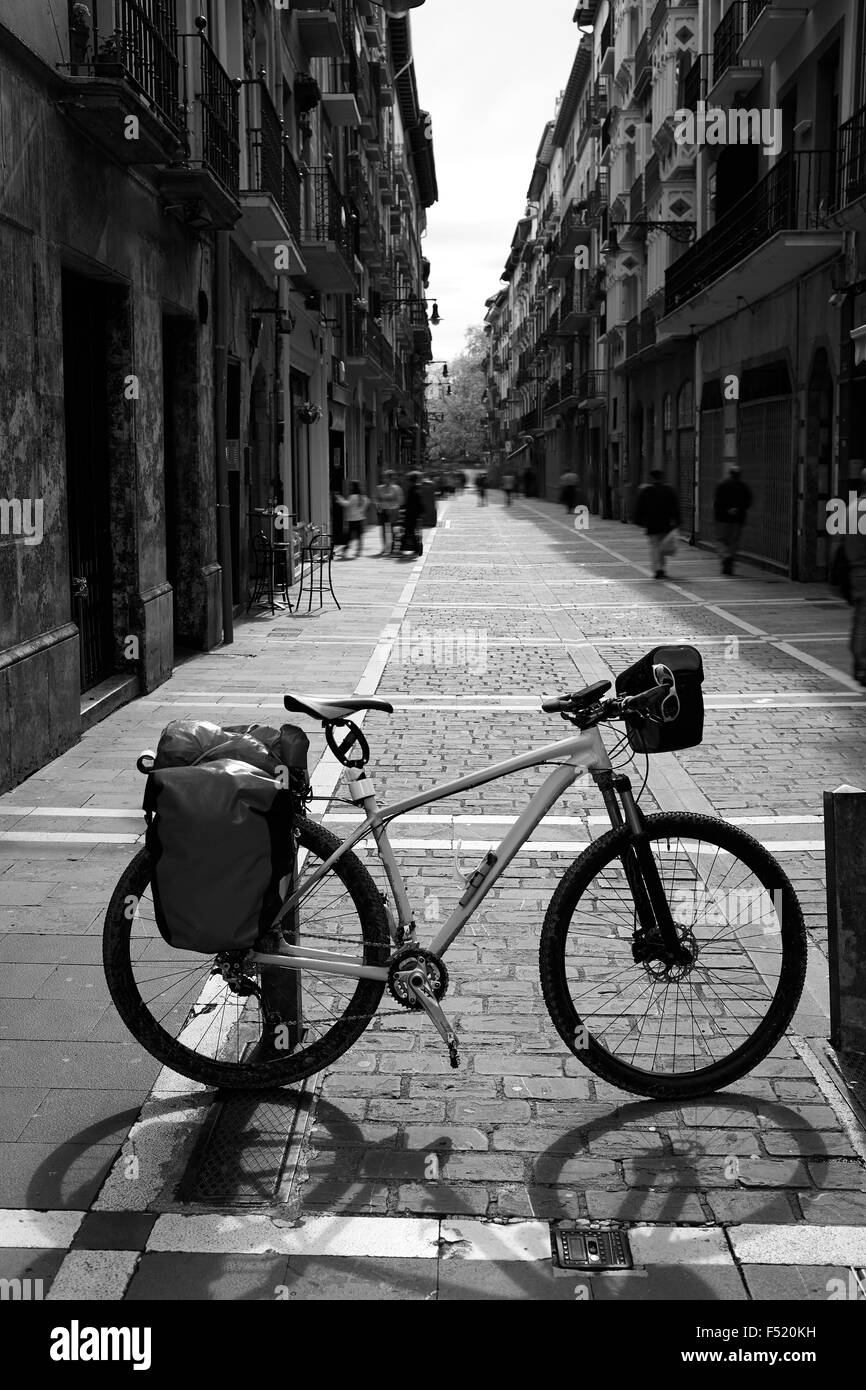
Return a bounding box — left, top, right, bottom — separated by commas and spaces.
251, 725, 620, 985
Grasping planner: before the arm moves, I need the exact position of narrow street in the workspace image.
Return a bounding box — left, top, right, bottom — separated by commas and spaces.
2, 494, 865, 1301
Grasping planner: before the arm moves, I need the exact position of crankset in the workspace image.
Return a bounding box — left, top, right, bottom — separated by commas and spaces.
388, 947, 459, 1068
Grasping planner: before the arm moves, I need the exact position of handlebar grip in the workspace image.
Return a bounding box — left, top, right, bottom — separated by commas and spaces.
541, 697, 570, 714
623, 684, 668, 714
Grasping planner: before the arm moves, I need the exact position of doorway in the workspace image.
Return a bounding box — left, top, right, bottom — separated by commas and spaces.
62, 269, 116, 692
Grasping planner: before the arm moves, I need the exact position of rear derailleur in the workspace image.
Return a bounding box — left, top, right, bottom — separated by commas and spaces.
388, 947, 460, 1069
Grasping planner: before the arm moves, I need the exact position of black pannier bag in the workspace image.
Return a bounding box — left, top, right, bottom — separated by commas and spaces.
615, 645, 705, 755
142, 721, 311, 954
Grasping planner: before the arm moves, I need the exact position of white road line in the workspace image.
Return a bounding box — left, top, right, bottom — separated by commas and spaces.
0, 832, 824, 853
0, 831, 140, 844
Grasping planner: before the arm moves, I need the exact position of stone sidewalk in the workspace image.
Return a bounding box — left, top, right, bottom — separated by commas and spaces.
1, 494, 865, 1301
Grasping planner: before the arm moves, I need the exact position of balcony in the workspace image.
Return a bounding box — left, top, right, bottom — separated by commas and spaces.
623, 173, 646, 245
292, 2, 346, 59
680, 53, 710, 114
155, 27, 240, 230
587, 169, 609, 223
556, 276, 599, 335
299, 165, 356, 292
740, 1, 809, 65
60, 0, 182, 166
543, 380, 562, 415
661, 151, 843, 333
650, 0, 670, 45
240, 80, 300, 252
346, 308, 393, 383
576, 370, 606, 409
644, 152, 660, 209
550, 201, 593, 273
624, 306, 658, 361
709, 3, 762, 107
838, 103, 866, 215
634, 31, 652, 101
599, 13, 614, 75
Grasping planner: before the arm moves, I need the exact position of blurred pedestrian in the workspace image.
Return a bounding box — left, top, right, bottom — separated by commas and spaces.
375, 471, 403, 556
634, 469, 681, 579
476, 471, 488, 506
844, 463, 866, 685
560, 469, 578, 512
402, 473, 425, 556
334, 481, 370, 560
502, 471, 515, 507
714, 464, 753, 575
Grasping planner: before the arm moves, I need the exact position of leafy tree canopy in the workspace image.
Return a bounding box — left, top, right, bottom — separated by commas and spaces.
425, 325, 488, 465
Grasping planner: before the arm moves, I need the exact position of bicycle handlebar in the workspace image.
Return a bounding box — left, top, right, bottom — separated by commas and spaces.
540, 683, 669, 722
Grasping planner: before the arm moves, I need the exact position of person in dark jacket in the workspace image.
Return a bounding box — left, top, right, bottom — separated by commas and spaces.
714, 465, 753, 575
634, 469, 681, 579
402, 473, 424, 557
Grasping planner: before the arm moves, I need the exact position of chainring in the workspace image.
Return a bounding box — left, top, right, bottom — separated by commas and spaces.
387, 946, 449, 1010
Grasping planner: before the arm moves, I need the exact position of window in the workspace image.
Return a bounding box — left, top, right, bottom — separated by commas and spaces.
663, 392, 673, 466
678, 381, 694, 426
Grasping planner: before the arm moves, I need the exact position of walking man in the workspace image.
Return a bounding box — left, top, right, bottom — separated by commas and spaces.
634, 469, 681, 579
714, 464, 753, 575
375, 471, 403, 555
560, 469, 578, 513
844, 463, 866, 686
476, 470, 488, 506
502, 471, 515, 507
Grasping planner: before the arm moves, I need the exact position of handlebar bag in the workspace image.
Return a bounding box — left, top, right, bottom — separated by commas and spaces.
615, 644, 705, 754
143, 759, 295, 954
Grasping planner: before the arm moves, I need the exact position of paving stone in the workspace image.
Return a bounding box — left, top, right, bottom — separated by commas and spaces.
474, 1055, 564, 1076
591, 1268, 747, 1300
394, 1184, 491, 1216
799, 1191, 866, 1223
761, 1130, 859, 1158
0, 1087, 49, 1140
667, 1129, 763, 1157
806, 1159, 866, 1190
705, 1191, 798, 1224
438, 1260, 578, 1301
737, 1159, 812, 1188
125, 1253, 290, 1301
18, 1088, 148, 1144
584, 1190, 707, 1223
0, 1246, 67, 1293
402, 1126, 489, 1152
451, 1100, 531, 1125
757, 1105, 843, 1132
297, 1182, 389, 1213
531, 1156, 622, 1187
319, 1075, 402, 1098
0, 1141, 117, 1209
742, 1265, 859, 1301
72, 1211, 158, 1251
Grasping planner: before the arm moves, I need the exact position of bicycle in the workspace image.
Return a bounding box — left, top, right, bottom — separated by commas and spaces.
103, 671, 807, 1099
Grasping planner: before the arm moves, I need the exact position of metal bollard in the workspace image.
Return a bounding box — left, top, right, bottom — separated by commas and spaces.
824, 785, 866, 1053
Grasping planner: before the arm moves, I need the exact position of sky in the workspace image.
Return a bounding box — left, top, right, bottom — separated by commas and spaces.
410, 0, 582, 363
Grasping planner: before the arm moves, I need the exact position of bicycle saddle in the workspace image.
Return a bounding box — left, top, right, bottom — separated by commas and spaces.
284, 694, 395, 721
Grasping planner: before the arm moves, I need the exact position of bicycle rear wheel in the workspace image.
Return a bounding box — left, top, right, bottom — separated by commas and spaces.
103, 818, 390, 1090
539, 813, 807, 1099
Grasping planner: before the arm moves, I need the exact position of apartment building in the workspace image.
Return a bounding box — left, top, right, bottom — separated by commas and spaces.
485, 0, 866, 579
0, 0, 436, 793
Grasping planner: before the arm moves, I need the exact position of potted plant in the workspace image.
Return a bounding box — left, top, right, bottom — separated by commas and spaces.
94, 30, 127, 78
297, 401, 323, 426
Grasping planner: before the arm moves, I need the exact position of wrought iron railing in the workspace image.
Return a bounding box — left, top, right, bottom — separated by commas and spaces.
282, 142, 302, 243
680, 53, 710, 113
70, 0, 181, 132
577, 370, 606, 401
626, 316, 640, 359
629, 173, 645, 225
746, 0, 769, 29
644, 151, 661, 208
242, 78, 282, 204
712, 2, 747, 86
176, 28, 240, 197
640, 306, 657, 351
634, 30, 651, 93
301, 165, 354, 261
839, 102, 866, 208
650, 0, 669, 46
665, 150, 836, 314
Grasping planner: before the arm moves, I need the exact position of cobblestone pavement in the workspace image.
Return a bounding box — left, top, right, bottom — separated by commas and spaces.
2, 494, 865, 1301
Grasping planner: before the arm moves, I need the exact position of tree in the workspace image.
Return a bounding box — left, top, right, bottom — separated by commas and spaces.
425, 326, 488, 465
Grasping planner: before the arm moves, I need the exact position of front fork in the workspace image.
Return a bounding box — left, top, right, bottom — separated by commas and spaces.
595, 770, 685, 962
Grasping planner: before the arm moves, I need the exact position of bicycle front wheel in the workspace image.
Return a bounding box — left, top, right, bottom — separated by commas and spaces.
539, 813, 807, 1099
103, 818, 390, 1090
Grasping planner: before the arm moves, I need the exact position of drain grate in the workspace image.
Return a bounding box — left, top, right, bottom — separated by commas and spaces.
178, 1086, 308, 1206
551, 1224, 633, 1271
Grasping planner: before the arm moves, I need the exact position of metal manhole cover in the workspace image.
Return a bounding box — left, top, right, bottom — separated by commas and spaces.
178, 1087, 308, 1206
551, 1224, 633, 1271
